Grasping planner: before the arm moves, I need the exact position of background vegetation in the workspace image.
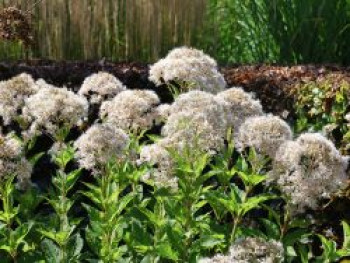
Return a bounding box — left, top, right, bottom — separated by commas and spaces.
0, 0, 349, 64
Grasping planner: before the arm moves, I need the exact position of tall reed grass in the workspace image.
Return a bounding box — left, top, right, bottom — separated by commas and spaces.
0, 0, 206, 61
203, 0, 350, 64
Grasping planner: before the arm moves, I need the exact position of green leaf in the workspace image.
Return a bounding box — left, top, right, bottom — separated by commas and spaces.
112, 193, 135, 221
28, 152, 44, 166
296, 241, 310, 263
205, 192, 230, 219
156, 242, 179, 261
235, 156, 248, 172
12, 221, 34, 247
283, 229, 310, 247
53, 144, 75, 168
165, 222, 184, 254
235, 226, 267, 240
17, 187, 44, 218
259, 218, 280, 240
342, 221, 350, 249
67, 233, 84, 261
240, 194, 277, 216
41, 239, 60, 263
127, 220, 153, 251
138, 208, 162, 227
318, 234, 339, 261
197, 234, 225, 249
66, 169, 82, 192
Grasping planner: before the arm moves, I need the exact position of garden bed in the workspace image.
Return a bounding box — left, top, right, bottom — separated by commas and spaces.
0, 57, 350, 262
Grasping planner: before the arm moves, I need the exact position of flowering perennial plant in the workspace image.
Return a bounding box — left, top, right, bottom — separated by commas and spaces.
166, 46, 218, 67
74, 123, 129, 172
0, 133, 32, 189
0, 50, 348, 262
139, 143, 177, 190
161, 111, 225, 154
216, 87, 264, 133
78, 71, 126, 104
149, 47, 226, 94
236, 115, 293, 158
22, 81, 88, 139
100, 89, 160, 132
271, 133, 348, 214
166, 90, 228, 136
154, 103, 172, 124
0, 73, 38, 125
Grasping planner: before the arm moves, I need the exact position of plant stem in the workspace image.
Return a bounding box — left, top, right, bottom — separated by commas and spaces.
230, 185, 252, 243
230, 216, 241, 244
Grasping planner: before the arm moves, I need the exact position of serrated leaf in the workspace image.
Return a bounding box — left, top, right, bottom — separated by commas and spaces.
240, 194, 277, 215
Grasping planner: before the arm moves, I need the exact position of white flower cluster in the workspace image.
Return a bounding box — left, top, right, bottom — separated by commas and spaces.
271, 133, 348, 214
199, 237, 284, 263
217, 87, 264, 133
139, 143, 177, 190
149, 46, 226, 94
0, 133, 32, 189
166, 91, 228, 135
142, 87, 266, 190
154, 103, 172, 124
137, 90, 231, 189
166, 46, 218, 67
100, 89, 160, 132
74, 123, 129, 171
0, 73, 39, 125
22, 80, 89, 138
236, 115, 293, 158
78, 71, 126, 104
161, 90, 228, 154
161, 111, 225, 154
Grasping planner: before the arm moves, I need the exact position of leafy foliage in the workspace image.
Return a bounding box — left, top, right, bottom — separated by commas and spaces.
293, 75, 350, 154
0, 130, 348, 262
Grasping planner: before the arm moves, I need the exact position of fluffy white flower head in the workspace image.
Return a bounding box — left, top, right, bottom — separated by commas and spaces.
216, 87, 264, 133
161, 112, 225, 154
100, 89, 160, 132
271, 133, 348, 214
167, 90, 228, 136
74, 123, 129, 171
166, 46, 217, 67
199, 237, 284, 263
139, 143, 177, 190
22, 80, 89, 138
236, 115, 292, 158
0, 73, 39, 125
149, 47, 226, 94
0, 133, 32, 189
78, 72, 126, 104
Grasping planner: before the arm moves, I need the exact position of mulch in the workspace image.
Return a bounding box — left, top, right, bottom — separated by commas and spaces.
0, 60, 350, 117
